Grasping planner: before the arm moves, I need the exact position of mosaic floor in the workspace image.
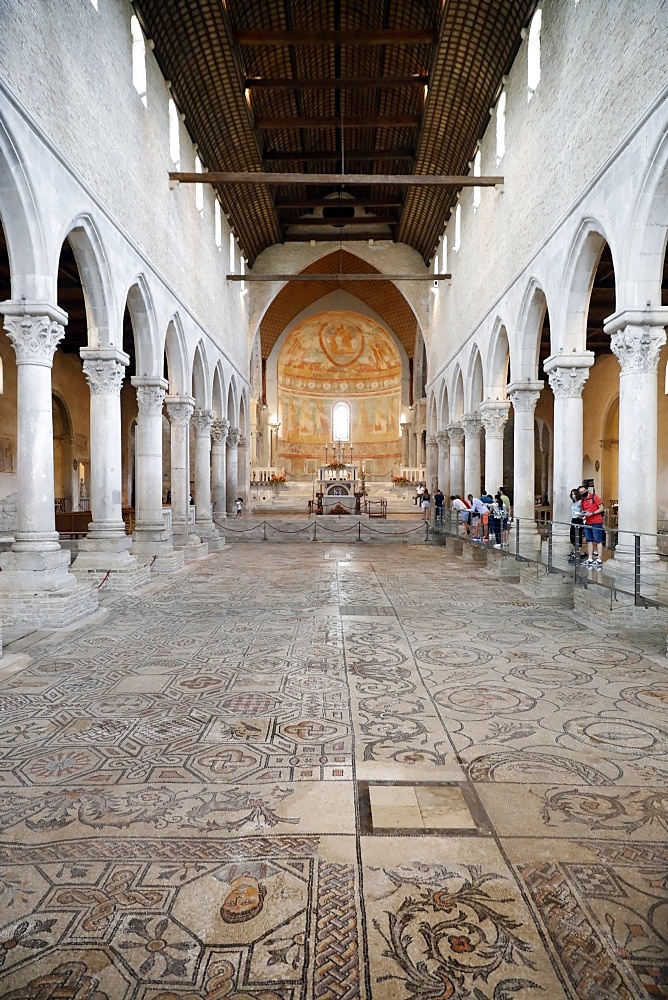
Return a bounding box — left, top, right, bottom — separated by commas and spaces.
0, 543, 666, 999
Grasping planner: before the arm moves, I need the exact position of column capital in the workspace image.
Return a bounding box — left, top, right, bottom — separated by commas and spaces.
603, 307, 668, 336
192, 409, 214, 436
227, 426, 240, 448
131, 376, 168, 414
508, 381, 543, 412
211, 418, 230, 445
82, 350, 129, 396
480, 399, 510, 436
426, 435, 437, 447
609, 324, 667, 375
0, 301, 67, 367
461, 413, 482, 436
544, 352, 594, 399
436, 430, 449, 446
446, 422, 465, 446
165, 395, 195, 426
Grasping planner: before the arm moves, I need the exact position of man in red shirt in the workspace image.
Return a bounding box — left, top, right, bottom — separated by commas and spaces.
578, 485, 604, 568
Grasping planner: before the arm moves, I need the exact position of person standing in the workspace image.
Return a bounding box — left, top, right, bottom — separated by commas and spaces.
568, 488, 586, 562
433, 487, 445, 522
421, 489, 431, 521
489, 493, 506, 547
235, 496, 244, 518
578, 485, 604, 567
415, 483, 425, 506
498, 486, 511, 546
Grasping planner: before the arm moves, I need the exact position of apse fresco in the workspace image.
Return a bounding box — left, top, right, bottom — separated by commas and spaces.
277, 312, 403, 470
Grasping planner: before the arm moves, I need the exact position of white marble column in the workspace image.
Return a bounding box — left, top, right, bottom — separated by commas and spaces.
544, 353, 594, 537
165, 395, 195, 546
192, 409, 215, 533
211, 418, 229, 518
605, 310, 667, 570
446, 423, 465, 496
131, 377, 168, 548
426, 435, 438, 491
400, 422, 411, 466
238, 434, 250, 505
226, 427, 239, 514
480, 400, 510, 496
0, 303, 71, 587
461, 413, 482, 496
508, 381, 543, 549
436, 430, 450, 495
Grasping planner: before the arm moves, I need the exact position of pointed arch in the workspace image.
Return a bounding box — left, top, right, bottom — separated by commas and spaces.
163, 314, 187, 394
239, 389, 249, 439
59, 214, 114, 349
212, 363, 225, 419
0, 116, 50, 300
625, 131, 668, 307
191, 341, 209, 407
227, 377, 238, 426
466, 346, 484, 412
515, 279, 549, 380
123, 275, 159, 376
561, 219, 615, 353
426, 390, 438, 435
438, 381, 450, 429
450, 366, 464, 421
486, 319, 511, 400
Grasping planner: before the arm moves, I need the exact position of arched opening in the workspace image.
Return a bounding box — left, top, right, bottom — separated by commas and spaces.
0, 217, 18, 533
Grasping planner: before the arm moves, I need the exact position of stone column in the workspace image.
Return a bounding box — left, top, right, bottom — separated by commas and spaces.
165, 395, 194, 546
211, 418, 229, 518
436, 430, 450, 496
131, 377, 168, 550
192, 409, 215, 532
238, 434, 250, 504
605, 310, 667, 570
544, 353, 594, 538
508, 381, 543, 550
426, 435, 438, 491
0, 302, 97, 623
446, 423, 465, 496
226, 427, 239, 514
461, 413, 482, 496
480, 400, 510, 496
400, 422, 411, 467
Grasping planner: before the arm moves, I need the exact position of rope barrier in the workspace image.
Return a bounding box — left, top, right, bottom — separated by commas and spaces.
215, 518, 434, 540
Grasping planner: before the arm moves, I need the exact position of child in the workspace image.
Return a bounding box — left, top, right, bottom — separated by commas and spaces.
235, 497, 243, 517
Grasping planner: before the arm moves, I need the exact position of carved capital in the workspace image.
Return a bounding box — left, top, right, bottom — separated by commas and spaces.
165, 395, 195, 427
135, 384, 165, 414
446, 423, 465, 447
426, 435, 437, 447
547, 366, 590, 399
436, 430, 449, 447
227, 426, 240, 448
508, 381, 542, 414
83, 358, 125, 396
211, 418, 229, 445
480, 401, 510, 437
3, 312, 65, 366
461, 413, 482, 438
611, 325, 666, 375
192, 409, 214, 436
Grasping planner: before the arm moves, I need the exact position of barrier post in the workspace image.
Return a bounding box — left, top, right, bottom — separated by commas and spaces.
547, 521, 553, 573
515, 517, 521, 560
634, 534, 641, 606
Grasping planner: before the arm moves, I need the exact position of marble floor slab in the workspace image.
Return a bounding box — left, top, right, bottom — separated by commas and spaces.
0, 542, 665, 998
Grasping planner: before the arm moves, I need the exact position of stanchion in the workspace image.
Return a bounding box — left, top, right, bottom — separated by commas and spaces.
425, 522, 430, 542
357, 521, 362, 543
515, 518, 520, 560
547, 521, 553, 572
263, 521, 267, 541
634, 534, 641, 606
312, 521, 317, 542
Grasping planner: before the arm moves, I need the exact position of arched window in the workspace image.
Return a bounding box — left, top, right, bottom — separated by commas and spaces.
168, 98, 180, 166
194, 154, 203, 214
333, 401, 350, 442
496, 91, 506, 163
130, 15, 147, 107
214, 200, 222, 247
453, 203, 461, 251
473, 148, 481, 209
527, 8, 542, 100
229, 232, 236, 273
442, 234, 448, 273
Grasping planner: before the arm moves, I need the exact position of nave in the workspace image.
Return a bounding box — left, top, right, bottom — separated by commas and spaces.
0, 543, 666, 998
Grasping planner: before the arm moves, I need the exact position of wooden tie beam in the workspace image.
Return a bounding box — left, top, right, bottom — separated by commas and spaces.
226, 273, 451, 281
170, 172, 503, 187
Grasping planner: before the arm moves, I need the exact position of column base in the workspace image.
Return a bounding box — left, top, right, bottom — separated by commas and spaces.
71, 548, 151, 592
0, 547, 75, 592
84, 521, 130, 541
183, 536, 209, 561
131, 539, 186, 574
0, 581, 98, 628
195, 520, 226, 551
519, 564, 574, 605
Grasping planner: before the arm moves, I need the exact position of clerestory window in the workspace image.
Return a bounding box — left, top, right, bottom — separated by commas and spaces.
333, 401, 351, 442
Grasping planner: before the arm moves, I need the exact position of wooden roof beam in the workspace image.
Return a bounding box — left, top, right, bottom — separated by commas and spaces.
246, 75, 430, 90
227, 273, 451, 281
170, 172, 503, 187
234, 29, 437, 46
264, 149, 415, 162
282, 233, 397, 242
275, 197, 403, 208
280, 216, 398, 226
255, 115, 420, 129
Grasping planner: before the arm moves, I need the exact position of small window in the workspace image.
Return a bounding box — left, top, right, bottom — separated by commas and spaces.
215, 200, 222, 248
473, 148, 481, 210
442, 234, 448, 273
453, 203, 461, 251
527, 8, 542, 100
131, 16, 147, 107
333, 401, 350, 442
229, 232, 236, 273
194, 154, 203, 214
168, 99, 180, 166
496, 91, 506, 164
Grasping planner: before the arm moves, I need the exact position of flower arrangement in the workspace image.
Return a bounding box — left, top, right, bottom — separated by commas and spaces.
269, 473, 286, 484
327, 461, 347, 470
393, 475, 411, 485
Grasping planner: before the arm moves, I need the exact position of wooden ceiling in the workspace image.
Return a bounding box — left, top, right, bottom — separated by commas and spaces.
134, 0, 538, 266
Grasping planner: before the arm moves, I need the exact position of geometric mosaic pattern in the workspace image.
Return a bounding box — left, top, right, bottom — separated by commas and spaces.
0, 542, 666, 997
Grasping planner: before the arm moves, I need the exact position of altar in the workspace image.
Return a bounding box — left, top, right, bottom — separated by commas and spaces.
316, 465, 360, 514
